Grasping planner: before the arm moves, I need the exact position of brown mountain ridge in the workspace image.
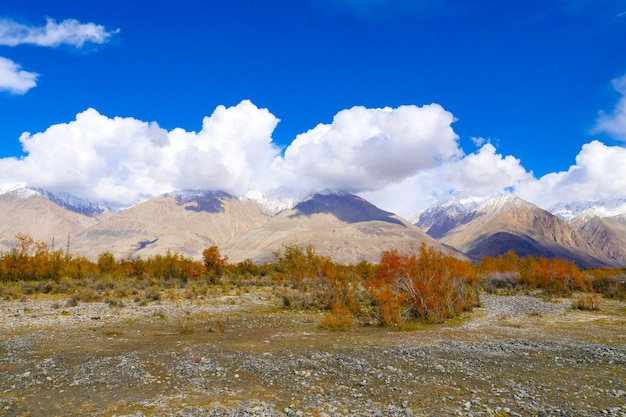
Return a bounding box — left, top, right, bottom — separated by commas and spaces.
0, 187, 623, 268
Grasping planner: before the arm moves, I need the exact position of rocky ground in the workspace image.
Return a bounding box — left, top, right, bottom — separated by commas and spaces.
0, 290, 624, 417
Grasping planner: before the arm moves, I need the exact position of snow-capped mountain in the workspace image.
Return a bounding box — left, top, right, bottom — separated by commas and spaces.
550, 199, 626, 222
416, 193, 618, 268
0, 184, 111, 216
242, 189, 297, 214
31, 188, 112, 216
413, 194, 487, 238
1, 182, 624, 267
549, 198, 626, 267
0, 185, 109, 252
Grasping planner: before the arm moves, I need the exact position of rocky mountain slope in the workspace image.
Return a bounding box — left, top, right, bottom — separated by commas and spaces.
555, 199, 626, 268
1, 183, 625, 267
0, 185, 109, 253
222, 192, 456, 265
416, 194, 618, 268
70, 190, 272, 260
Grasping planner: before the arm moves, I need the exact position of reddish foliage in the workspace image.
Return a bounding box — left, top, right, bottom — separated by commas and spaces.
364, 243, 479, 325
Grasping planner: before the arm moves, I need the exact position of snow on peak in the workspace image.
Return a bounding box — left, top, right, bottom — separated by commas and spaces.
0, 182, 27, 195
415, 193, 537, 227
0, 183, 39, 199
551, 199, 626, 221
164, 189, 232, 205
31, 188, 110, 216
412, 193, 487, 224
243, 189, 297, 213
478, 193, 527, 212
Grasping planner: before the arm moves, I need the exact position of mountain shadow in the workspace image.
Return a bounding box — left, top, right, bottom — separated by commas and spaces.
290, 192, 406, 227
466, 232, 606, 268
174, 191, 232, 213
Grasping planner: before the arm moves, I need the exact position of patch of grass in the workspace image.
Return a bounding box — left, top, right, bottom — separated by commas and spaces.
571, 293, 602, 311
318, 303, 354, 331
105, 299, 124, 308
102, 327, 123, 337
176, 311, 195, 335
65, 296, 79, 307
143, 287, 162, 301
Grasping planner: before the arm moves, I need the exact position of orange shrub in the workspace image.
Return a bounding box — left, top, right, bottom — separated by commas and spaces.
518, 256, 585, 295
364, 244, 479, 325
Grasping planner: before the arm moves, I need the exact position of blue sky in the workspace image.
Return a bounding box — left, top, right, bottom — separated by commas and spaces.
1, 0, 626, 216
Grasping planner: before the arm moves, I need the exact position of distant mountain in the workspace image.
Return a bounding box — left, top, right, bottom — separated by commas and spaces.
222, 192, 459, 265
30, 188, 112, 216
0, 185, 109, 252
575, 215, 626, 267
552, 199, 626, 268
550, 199, 626, 222
417, 194, 617, 268
71, 190, 271, 260
242, 188, 298, 214
414, 195, 486, 238
2, 182, 624, 267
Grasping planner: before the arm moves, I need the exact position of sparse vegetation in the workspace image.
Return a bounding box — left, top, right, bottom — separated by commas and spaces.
1, 235, 625, 416
572, 292, 602, 310
1, 234, 624, 335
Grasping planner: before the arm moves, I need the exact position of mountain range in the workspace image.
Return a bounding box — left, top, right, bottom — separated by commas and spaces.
1, 183, 624, 268
415, 194, 623, 268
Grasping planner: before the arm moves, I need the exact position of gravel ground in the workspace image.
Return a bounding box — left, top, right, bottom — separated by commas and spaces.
0, 291, 624, 417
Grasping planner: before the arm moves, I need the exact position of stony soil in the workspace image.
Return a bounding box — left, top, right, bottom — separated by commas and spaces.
0, 290, 624, 417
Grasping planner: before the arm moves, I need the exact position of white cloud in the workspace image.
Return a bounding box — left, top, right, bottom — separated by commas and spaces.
3, 98, 624, 218
360, 143, 533, 218
516, 140, 626, 209
0, 56, 38, 94
0, 18, 118, 47
272, 104, 462, 193
0, 102, 465, 212
441, 143, 532, 195
0, 101, 280, 206
470, 136, 487, 147
593, 74, 626, 141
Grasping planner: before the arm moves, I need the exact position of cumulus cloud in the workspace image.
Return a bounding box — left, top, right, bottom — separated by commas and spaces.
361, 143, 533, 218
0, 56, 38, 94
0, 101, 466, 212
441, 143, 532, 195
272, 104, 462, 193
516, 140, 626, 209
3, 98, 623, 218
593, 74, 626, 141
0, 100, 280, 206
0, 17, 118, 47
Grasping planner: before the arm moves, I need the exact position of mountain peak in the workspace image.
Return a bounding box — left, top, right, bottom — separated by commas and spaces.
163, 189, 234, 213
32, 189, 111, 216
0, 184, 110, 216
242, 189, 297, 214
291, 192, 406, 226
477, 193, 535, 216
551, 199, 626, 222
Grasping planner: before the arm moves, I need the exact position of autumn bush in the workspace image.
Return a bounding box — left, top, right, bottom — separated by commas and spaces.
518, 256, 587, 296
476, 251, 613, 299
586, 269, 626, 299
571, 292, 602, 310
272, 245, 361, 311
364, 244, 480, 326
